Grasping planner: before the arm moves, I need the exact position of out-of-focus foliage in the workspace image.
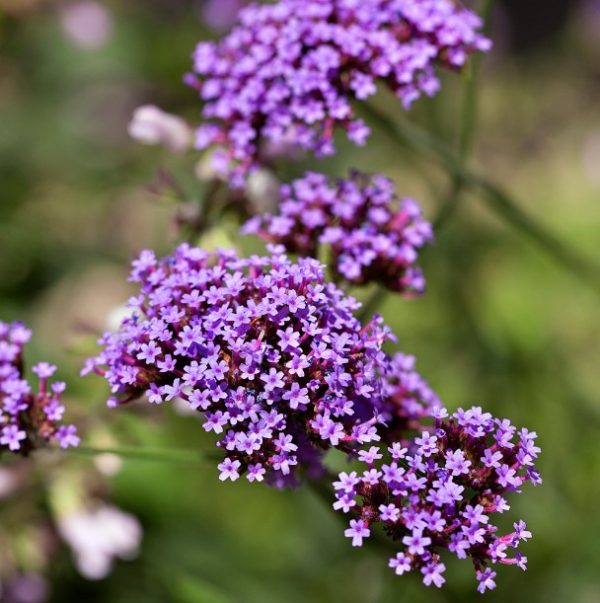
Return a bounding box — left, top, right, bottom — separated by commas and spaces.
0, 1, 599, 602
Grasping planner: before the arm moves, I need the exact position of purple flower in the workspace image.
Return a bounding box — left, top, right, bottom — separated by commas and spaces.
189, 0, 491, 183
358, 446, 383, 465
0, 425, 26, 451
0, 321, 78, 456
32, 362, 57, 379
331, 407, 541, 591
261, 368, 286, 392
402, 530, 432, 555
55, 425, 81, 449
244, 171, 433, 295
333, 471, 360, 494
201, 0, 243, 32
379, 503, 400, 522
344, 518, 370, 547
218, 457, 242, 481
476, 568, 497, 593
513, 520, 532, 542
445, 449, 472, 475
421, 562, 446, 588
389, 552, 411, 576
247, 463, 266, 483
86, 245, 393, 484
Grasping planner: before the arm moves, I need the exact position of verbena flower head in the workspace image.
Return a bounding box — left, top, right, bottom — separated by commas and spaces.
188, 0, 491, 184
243, 171, 433, 295
333, 407, 541, 592
0, 321, 79, 454
84, 244, 394, 485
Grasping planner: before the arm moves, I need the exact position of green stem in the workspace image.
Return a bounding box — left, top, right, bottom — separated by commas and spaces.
307, 479, 397, 552
435, 0, 494, 231
358, 288, 389, 323
59, 445, 218, 465
360, 103, 600, 292
458, 0, 495, 162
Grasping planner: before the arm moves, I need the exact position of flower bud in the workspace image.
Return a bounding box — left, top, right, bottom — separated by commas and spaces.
128, 105, 192, 153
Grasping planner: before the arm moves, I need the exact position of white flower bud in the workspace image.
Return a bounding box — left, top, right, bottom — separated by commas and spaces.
245, 168, 280, 213
128, 105, 192, 153
58, 505, 143, 580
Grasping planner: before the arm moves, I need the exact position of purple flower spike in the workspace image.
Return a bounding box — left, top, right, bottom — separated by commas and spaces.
331, 407, 541, 591
189, 0, 491, 183
244, 171, 434, 295
0, 321, 78, 455
86, 244, 395, 484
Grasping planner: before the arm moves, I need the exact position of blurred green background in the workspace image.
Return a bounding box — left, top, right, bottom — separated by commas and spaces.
1, 1, 599, 602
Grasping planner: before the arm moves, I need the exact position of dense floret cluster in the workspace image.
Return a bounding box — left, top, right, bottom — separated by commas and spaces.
376, 352, 442, 440
189, 0, 491, 183
84, 245, 396, 485
0, 321, 79, 454
244, 171, 433, 294
333, 406, 541, 592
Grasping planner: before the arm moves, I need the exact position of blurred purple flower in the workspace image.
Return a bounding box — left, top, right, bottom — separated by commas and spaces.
200, 0, 242, 31
3, 574, 48, 603
59, 1, 113, 50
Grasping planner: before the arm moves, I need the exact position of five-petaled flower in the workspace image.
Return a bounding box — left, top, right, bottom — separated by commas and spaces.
344, 519, 371, 547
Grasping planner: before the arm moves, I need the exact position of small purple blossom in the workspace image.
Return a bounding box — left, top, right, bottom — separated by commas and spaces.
344, 518, 370, 547
422, 562, 446, 588
379, 503, 400, 522
32, 362, 57, 379
55, 425, 81, 449
476, 568, 497, 593
244, 171, 433, 295
403, 530, 432, 555
0, 425, 26, 451
389, 552, 411, 576
218, 457, 242, 481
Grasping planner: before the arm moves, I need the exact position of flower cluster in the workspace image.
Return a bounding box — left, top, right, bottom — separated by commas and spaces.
376, 352, 442, 440
84, 245, 395, 485
189, 0, 491, 184
243, 171, 433, 295
0, 321, 79, 454
333, 406, 541, 592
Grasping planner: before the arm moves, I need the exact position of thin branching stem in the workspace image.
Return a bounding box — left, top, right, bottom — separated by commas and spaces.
58, 445, 218, 465
358, 288, 389, 323
435, 0, 495, 231
360, 102, 600, 292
